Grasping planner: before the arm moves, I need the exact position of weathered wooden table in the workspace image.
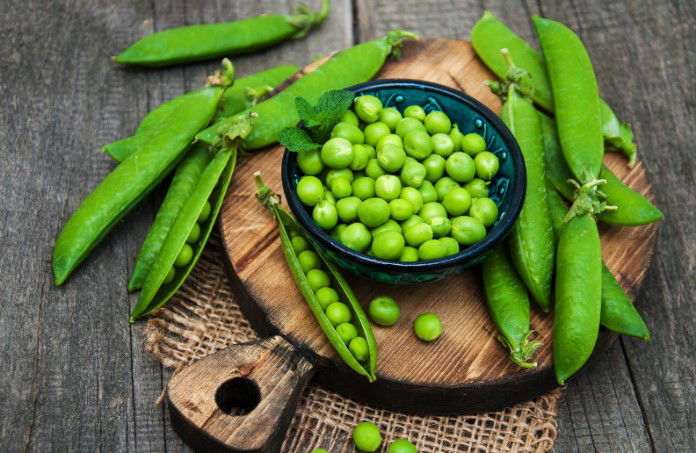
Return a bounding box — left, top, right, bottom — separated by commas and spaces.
1, 1, 694, 451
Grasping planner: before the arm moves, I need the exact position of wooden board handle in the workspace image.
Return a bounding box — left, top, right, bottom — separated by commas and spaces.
167, 336, 315, 452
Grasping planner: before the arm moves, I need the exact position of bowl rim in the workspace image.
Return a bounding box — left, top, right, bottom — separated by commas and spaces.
282, 78, 526, 273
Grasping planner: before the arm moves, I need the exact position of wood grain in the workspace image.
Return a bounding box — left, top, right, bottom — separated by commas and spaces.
219, 39, 659, 414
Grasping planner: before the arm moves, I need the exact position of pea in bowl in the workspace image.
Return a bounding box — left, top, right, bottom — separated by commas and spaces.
282, 79, 525, 284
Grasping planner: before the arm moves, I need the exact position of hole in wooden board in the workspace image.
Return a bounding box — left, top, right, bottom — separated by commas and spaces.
215, 377, 261, 416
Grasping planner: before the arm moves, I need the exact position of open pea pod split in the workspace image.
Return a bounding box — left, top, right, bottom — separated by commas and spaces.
471, 11, 638, 167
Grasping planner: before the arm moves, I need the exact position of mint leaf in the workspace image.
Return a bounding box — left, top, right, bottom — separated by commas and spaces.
311, 90, 356, 143
279, 127, 321, 153
295, 97, 315, 124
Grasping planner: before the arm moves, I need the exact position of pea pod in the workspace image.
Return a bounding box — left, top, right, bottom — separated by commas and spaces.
471, 12, 637, 167
255, 174, 378, 381
127, 144, 212, 291
197, 30, 417, 150
53, 85, 223, 286
482, 245, 542, 368
114, 0, 330, 67
539, 112, 662, 226
546, 188, 650, 340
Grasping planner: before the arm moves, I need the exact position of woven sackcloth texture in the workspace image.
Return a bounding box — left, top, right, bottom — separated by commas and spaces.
143, 235, 562, 452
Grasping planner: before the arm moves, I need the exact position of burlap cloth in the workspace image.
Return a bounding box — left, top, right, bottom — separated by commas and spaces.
144, 235, 562, 452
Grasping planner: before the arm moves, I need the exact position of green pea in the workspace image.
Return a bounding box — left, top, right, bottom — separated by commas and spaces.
297, 149, 324, 175
404, 222, 433, 247
198, 201, 212, 223
331, 121, 365, 144
461, 132, 486, 156
422, 154, 446, 182
451, 216, 486, 245
322, 189, 336, 205
315, 286, 339, 310
173, 244, 193, 267
377, 143, 406, 172
330, 176, 352, 199
368, 296, 400, 326
291, 235, 309, 253
470, 197, 499, 227
352, 421, 382, 452
297, 250, 321, 273
399, 246, 419, 262
364, 122, 391, 147
340, 222, 372, 252
445, 152, 476, 182
371, 230, 405, 260
474, 151, 500, 180
163, 266, 175, 284
336, 322, 359, 343
340, 109, 359, 127
375, 175, 402, 201
354, 95, 383, 123
365, 158, 386, 179
418, 180, 438, 203
350, 144, 371, 171
419, 201, 447, 223
404, 105, 426, 121
186, 223, 201, 244
388, 439, 418, 453
379, 107, 402, 131
424, 110, 452, 134
395, 117, 426, 138
307, 268, 330, 291
464, 178, 490, 198
336, 196, 361, 223
358, 198, 390, 228
431, 132, 455, 157
413, 312, 442, 342
401, 214, 424, 231
371, 219, 402, 237
326, 301, 352, 326
400, 186, 424, 213
418, 239, 447, 260
363, 144, 376, 158
389, 198, 413, 221
349, 336, 370, 362
449, 123, 464, 152
439, 237, 460, 255
376, 133, 403, 151
442, 187, 472, 216
326, 168, 354, 186
404, 130, 433, 160
427, 216, 451, 238
312, 200, 338, 230
331, 223, 347, 241
352, 177, 376, 200
400, 158, 427, 188
321, 137, 354, 168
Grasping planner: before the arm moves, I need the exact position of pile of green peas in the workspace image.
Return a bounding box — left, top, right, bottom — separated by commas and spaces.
295, 94, 501, 262
290, 231, 370, 361
163, 200, 212, 284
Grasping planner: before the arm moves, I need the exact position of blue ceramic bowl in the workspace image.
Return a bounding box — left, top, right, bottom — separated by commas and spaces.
282, 79, 525, 284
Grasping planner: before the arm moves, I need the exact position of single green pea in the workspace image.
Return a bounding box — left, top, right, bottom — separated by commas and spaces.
336, 196, 361, 223
365, 158, 386, 179
186, 223, 201, 244
306, 268, 330, 291
379, 107, 402, 131
350, 144, 371, 171
442, 187, 472, 216
404, 222, 433, 247
297, 149, 324, 175
400, 158, 427, 188
321, 137, 354, 169
474, 151, 500, 180
368, 296, 400, 326
326, 168, 354, 186
291, 235, 309, 254
335, 322, 359, 344
354, 95, 383, 123
322, 189, 337, 205
389, 198, 414, 221
418, 180, 438, 203
340, 222, 372, 252
460, 132, 486, 156
352, 421, 382, 453
363, 144, 376, 158
388, 439, 418, 453
464, 178, 490, 198
431, 133, 455, 157
315, 286, 339, 310
174, 244, 193, 267
401, 214, 424, 231
326, 301, 352, 326
422, 154, 446, 182
340, 109, 359, 127
445, 152, 476, 182
331, 121, 365, 145
377, 143, 406, 172
198, 201, 212, 223
364, 122, 391, 147
349, 336, 370, 362
427, 216, 451, 238
371, 231, 405, 260
399, 246, 419, 262
395, 117, 426, 138
469, 197, 499, 227
297, 250, 321, 273
418, 239, 447, 260
450, 216, 486, 245
439, 237, 460, 256
449, 123, 464, 152
375, 175, 402, 201
312, 200, 338, 230
413, 312, 442, 342
331, 223, 347, 241
371, 219, 402, 237
376, 133, 403, 151
163, 266, 175, 284
358, 198, 390, 228
404, 105, 426, 121
352, 177, 376, 200
419, 201, 447, 223
404, 130, 433, 160
330, 176, 352, 199
424, 110, 452, 134
399, 186, 424, 213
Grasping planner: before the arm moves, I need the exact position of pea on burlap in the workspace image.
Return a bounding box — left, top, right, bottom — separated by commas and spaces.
144, 236, 561, 452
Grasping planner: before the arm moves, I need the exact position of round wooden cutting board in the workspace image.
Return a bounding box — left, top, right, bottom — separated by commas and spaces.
217, 39, 658, 415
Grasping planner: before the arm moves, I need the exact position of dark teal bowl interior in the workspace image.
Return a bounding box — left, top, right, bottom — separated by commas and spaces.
282, 79, 525, 284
